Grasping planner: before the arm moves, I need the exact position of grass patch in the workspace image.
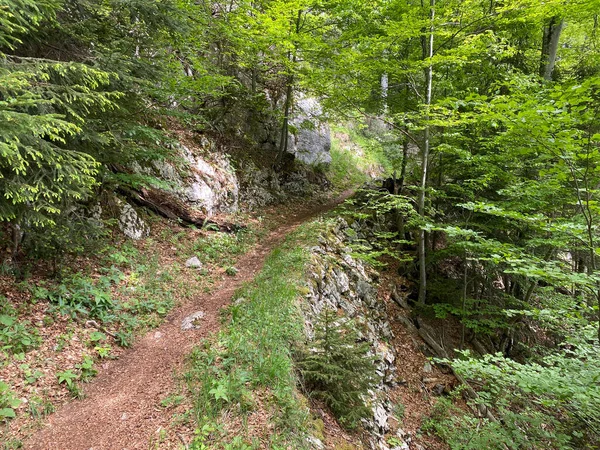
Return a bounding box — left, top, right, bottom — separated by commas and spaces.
328, 123, 392, 190
184, 221, 324, 449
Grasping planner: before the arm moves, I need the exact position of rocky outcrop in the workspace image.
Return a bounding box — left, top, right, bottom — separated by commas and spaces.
133, 138, 238, 218
177, 142, 239, 216
118, 202, 149, 240
237, 160, 327, 210
237, 161, 286, 210
288, 96, 332, 166
303, 218, 404, 450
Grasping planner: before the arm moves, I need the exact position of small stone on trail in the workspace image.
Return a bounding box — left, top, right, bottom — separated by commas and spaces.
225, 266, 239, 276
154, 332, 162, 340
120, 413, 128, 421
181, 311, 205, 330
423, 362, 433, 373
185, 256, 203, 269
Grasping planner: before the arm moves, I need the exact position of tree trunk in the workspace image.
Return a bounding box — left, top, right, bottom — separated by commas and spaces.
11, 222, 23, 258
277, 79, 293, 161
418, 0, 435, 305
540, 17, 564, 81
381, 71, 389, 115
395, 138, 410, 237
276, 10, 302, 166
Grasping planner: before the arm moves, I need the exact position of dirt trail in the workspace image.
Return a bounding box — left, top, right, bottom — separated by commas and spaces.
24, 192, 352, 450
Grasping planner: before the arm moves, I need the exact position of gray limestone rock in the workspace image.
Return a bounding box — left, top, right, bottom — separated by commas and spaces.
181, 311, 206, 330
185, 256, 203, 269
306, 436, 325, 450
301, 217, 401, 450
132, 140, 239, 217
118, 203, 149, 240
288, 96, 332, 166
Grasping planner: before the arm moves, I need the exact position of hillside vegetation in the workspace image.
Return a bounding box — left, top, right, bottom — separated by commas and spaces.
2, 1, 600, 449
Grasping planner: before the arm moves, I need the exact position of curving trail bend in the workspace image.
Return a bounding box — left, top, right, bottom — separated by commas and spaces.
24, 191, 352, 450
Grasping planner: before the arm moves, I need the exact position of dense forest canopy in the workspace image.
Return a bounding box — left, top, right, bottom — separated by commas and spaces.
2, 0, 600, 448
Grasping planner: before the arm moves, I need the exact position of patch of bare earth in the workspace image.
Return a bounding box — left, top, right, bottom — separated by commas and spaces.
379, 261, 451, 450
17, 191, 352, 450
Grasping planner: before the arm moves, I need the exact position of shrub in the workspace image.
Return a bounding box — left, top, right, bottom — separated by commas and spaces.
22, 209, 107, 275
298, 308, 379, 429
0, 305, 41, 354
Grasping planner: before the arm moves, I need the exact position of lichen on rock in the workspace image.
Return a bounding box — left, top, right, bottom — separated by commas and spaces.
302, 218, 404, 449
118, 202, 149, 240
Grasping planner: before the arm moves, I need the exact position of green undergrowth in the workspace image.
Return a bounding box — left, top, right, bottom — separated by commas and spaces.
184, 220, 325, 449
0, 222, 262, 442
328, 124, 391, 190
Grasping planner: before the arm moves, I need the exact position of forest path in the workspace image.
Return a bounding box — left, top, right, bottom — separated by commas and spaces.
24, 191, 353, 450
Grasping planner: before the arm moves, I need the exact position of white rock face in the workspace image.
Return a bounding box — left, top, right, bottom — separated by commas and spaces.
179, 145, 239, 216
118, 203, 149, 240
288, 96, 332, 166
302, 218, 401, 449
135, 139, 239, 218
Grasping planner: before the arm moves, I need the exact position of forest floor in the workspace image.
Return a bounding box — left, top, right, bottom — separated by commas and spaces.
20, 190, 354, 450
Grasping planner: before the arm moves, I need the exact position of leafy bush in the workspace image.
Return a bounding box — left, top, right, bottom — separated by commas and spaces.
22, 210, 107, 274
0, 382, 21, 422
38, 274, 116, 321
0, 305, 41, 354
427, 338, 600, 449
298, 308, 378, 429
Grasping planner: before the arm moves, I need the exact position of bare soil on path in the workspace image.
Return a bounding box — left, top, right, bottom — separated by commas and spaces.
24, 192, 352, 450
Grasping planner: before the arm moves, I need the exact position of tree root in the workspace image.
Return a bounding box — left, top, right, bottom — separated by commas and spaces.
397, 313, 499, 423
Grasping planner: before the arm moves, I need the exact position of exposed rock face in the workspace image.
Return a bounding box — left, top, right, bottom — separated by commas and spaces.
288, 96, 332, 166
237, 161, 286, 210
303, 218, 403, 449
134, 138, 239, 218
178, 142, 239, 216
237, 160, 327, 210
118, 202, 149, 240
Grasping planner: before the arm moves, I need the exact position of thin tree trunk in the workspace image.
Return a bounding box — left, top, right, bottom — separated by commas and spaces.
399, 137, 409, 193
381, 72, 389, 115
276, 10, 302, 166
396, 138, 409, 235
418, 0, 435, 305
277, 79, 293, 160
460, 256, 468, 350
10, 222, 23, 261
540, 17, 564, 81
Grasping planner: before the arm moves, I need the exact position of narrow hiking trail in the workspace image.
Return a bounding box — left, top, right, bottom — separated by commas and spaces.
24, 192, 353, 450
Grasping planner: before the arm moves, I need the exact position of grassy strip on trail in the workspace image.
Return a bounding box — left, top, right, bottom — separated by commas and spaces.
184, 220, 324, 450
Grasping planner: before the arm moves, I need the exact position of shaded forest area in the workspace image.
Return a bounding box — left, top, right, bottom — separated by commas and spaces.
2, 0, 600, 449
